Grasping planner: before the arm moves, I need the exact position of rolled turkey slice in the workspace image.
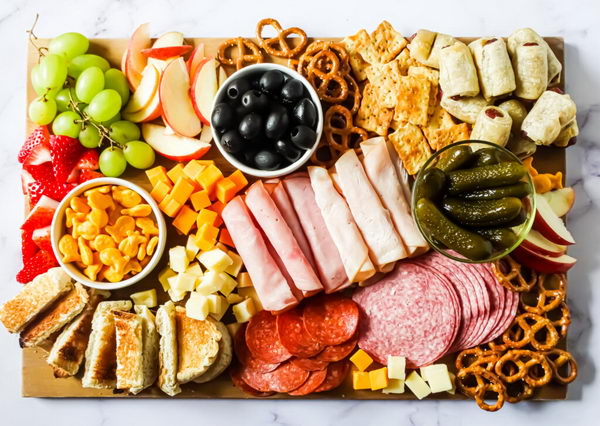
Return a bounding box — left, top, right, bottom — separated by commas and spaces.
222, 196, 298, 312
283, 173, 349, 293
335, 150, 406, 270
245, 181, 323, 296
308, 166, 375, 283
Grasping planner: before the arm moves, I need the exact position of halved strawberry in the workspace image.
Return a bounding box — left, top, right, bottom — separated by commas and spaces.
78, 169, 103, 183
23, 166, 75, 207
16, 249, 58, 284
21, 229, 38, 258
50, 135, 84, 183
32, 225, 53, 253
18, 126, 50, 164
76, 149, 99, 170
21, 195, 59, 231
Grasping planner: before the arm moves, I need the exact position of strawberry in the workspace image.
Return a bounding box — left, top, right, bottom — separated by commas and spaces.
21, 195, 59, 231
32, 226, 53, 253
50, 135, 84, 183
21, 229, 38, 258
18, 126, 50, 164
24, 167, 75, 207
78, 169, 103, 183
76, 149, 100, 170
66, 168, 81, 184
16, 249, 58, 284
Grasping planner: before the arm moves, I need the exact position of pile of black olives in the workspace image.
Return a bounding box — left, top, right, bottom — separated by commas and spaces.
211, 69, 319, 171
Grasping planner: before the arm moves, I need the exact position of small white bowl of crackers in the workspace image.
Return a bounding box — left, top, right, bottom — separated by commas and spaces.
50, 177, 167, 290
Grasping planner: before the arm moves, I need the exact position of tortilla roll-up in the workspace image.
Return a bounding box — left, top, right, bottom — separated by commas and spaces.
511, 42, 548, 100
506, 135, 538, 159
440, 94, 489, 124
408, 29, 456, 69
439, 41, 480, 97
471, 106, 513, 148
308, 166, 375, 283
222, 196, 298, 312
508, 28, 562, 85
521, 90, 577, 146
245, 181, 323, 296
554, 120, 579, 147
469, 37, 516, 101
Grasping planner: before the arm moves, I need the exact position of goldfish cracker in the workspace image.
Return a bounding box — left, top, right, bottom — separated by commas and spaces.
99, 247, 129, 274
137, 241, 147, 261
84, 185, 111, 197
121, 204, 153, 217
70, 196, 90, 213
83, 263, 102, 281
89, 208, 109, 228
65, 208, 86, 228
523, 157, 563, 193
124, 259, 142, 275
77, 220, 100, 240
104, 267, 125, 283
112, 186, 142, 208
77, 237, 94, 266
91, 234, 116, 251
87, 191, 115, 210
146, 236, 159, 256
118, 233, 146, 258
106, 216, 136, 242
140, 256, 151, 268
58, 234, 81, 263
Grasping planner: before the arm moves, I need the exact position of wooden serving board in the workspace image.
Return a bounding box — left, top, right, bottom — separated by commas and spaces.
22, 36, 567, 399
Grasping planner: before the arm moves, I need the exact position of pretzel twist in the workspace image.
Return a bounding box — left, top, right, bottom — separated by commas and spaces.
456, 367, 506, 412
494, 349, 553, 387
492, 256, 538, 293
217, 37, 264, 70
544, 349, 578, 384
323, 105, 368, 152
520, 273, 567, 315
502, 313, 560, 351
256, 18, 308, 58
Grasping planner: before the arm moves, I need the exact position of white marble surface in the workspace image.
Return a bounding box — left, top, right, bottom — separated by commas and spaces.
0, 0, 598, 424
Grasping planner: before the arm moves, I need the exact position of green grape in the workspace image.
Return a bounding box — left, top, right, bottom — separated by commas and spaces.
101, 111, 121, 127
38, 54, 68, 90
79, 125, 102, 148
52, 111, 82, 138
48, 32, 89, 60
76, 66, 104, 103
67, 54, 110, 79
109, 120, 141, 144
28, 96, 57, 125
31, 64, 60, 98
124, 141, 155, 169
87, 89, 121, 122
99, 146, 127, 177
55, 87, 81, 112
104, 68, 130, 105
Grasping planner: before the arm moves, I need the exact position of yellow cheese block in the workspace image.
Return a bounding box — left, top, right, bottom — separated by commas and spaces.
420, 364, 453, 393
172, 205, 198, 235
158, 267, 176, 292
236, 272, 253, 288
219, 273, 238, 296
158, 195, 182, 217
447, 372, 456, 395
167, 276, 186, 302
169, 246, 189, 273
183, 160, 206, 181
171, 176, 196, 205
185, 292, 209, 320
369, 367, 389, 391
185, 234, 201, 260
237, 287, 263, 311
150, 180, 172, 203
185, 262, 203, 279
405, 371, 431, 400
198, 248, 233, 272
350, 349, 373, 372
146, 165, 170, 187
387, 355, 406, 380
172, 272, 198, 293
130, 289, 157, 308
190, 190, 211, 211
232, 298, 256, 323
226, 293, 244, 304
207, 294, 229, 321
225, 250, 243, 277
196, 270, 223, 295
166, 163, 185, 185
352, 371, 371, 390
382, 379, 405, 394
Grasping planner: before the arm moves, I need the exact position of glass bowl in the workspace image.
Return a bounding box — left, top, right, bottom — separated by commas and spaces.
411, 140, 536, 263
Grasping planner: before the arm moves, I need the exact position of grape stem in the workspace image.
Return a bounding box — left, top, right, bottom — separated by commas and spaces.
27, 14, 47, 61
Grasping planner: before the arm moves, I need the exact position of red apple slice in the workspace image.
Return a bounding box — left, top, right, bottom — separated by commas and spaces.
123, 92, 162, 123
126, 23, 151, 90
512, 245, 576, 274
521, 229, 567, 257
218, 66, 228, 87
199, 124, 213, 143
159, 58, 202, 137
541, 187, 575, 217
191, 57, 218, 126
533, 194, 575, 245
148, 31, 185, 71
187, 43, 206, 76
123, 64, 160, 114
141, 45, 193, 60
142, 123, 210, 161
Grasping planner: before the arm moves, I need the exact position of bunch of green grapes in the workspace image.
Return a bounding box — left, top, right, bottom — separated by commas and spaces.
28, 32, 155, 177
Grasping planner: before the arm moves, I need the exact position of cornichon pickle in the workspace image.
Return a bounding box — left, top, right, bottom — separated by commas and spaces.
442, 197, 523, 227
459, 182, 531, 200
415, 198, 493, 260
436, 145, 474, 172
475, 228, 519, 249
414, 168, 447, 201
503, 209, 527, 227
447, 162, 527, 194
473, 148, 513, 167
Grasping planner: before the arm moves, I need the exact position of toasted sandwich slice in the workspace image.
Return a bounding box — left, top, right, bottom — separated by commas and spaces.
130, 305, 159, 394
193, 320, 232, 384
82, 300, 132, 389
175, 306, 221, 384
47, 290, 110, 377
0, 268, 72, 333
156, 301, 180, 396
114, 310, 144, 391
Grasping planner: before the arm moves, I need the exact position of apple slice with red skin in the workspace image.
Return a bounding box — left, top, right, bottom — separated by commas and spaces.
123, 64, 160, 114
541, 187, 575, 218
533, 193, 575, 245
191, 57, 219, 126
142, 123, 210, 161
187, 43, 206, 76
512, 245, 576, 274
123, 91, 162, 123
125, 23, 151, 90
141, 45, 193, 60
148, 31, 184, 72
521, 229, 567, 258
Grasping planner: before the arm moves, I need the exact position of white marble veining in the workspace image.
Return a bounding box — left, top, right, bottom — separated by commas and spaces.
0, 0, 598, 424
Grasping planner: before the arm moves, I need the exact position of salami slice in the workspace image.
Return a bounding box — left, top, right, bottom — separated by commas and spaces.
241, 360, 310, 393
303, 295, 359, 346
234, 324, 281, 372
314, 360, 350, 392
246, 310, 292, 364
313, 334, 358, 362
291, 356, 329, 371
468, 263, 505, 347
230, 363, 275, 397
276, 307, 324, 358
288, 369, 328, 396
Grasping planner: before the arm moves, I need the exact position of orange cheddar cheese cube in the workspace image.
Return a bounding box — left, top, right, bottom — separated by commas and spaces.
195, 223, 219, 251
159, 195, 182, 217
183, 160, 206, 181
216, 177, 238, 204
208, 200, 226, 215
197, 160, 215, 166
198, 164, 223, 193
190, 190, 211, 211
150, 180, 172, 203
146, 166, 170, 187
353, 371, 371, 390
196, 208, 218, 228
172, 205, 198, 235
228, 170, 248, 191
171, 176, 195, 205
167, 163, 185, 184
350, 349, 373, 372
219, 228, 235, 248
369, 367, 389, 391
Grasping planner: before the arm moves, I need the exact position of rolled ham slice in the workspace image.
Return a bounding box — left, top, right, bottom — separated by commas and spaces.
222, 196, 298, 312
283, 173, 349, 293
245, 181, 323, 296
308, 166, 375, 283
335, 150, 406, 269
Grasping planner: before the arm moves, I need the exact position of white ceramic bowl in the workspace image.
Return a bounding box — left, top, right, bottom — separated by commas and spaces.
50, 177, 167, 290
211, 63, 323, 178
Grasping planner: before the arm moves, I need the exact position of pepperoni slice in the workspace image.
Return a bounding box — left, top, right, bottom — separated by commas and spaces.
314, 334, 358, 362
234, 324, 280, 372
241, 361, 310, 393
277, 307, 324, 358
291, 356, 329, 371
288, 369, 328, 396
230, 363, 274, 397
246, 310, 292, 364
303, 295, 359, 346
314, 360, 350, 392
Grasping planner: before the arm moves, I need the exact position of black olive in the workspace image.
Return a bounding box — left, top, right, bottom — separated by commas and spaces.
226, 78, 251, 102
241, 90, 269, 112
265, 107, 290, 140
259, 70, 285, 95
211, 103, 236, 131
239, 149, 257, 167
275, 140, 303, 163
292, 98, 317, 128
220, 130, 244, 154
290, 125, 317, 150
254, 149, 282, 171
238, 113, 263, 140
280, 79, 305, 104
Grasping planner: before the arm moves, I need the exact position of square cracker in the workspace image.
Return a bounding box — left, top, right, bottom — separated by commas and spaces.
365, 60, 403, 108
395, 48, 420, 75
370, 21, 408, 63
408, 66, 439, 114
356, 83, 393, 136
422, 105, 471, 151
389, 123, 432, 175
348, 52, 370, 81
342, 29, 380, 64
393, 75, 431, 127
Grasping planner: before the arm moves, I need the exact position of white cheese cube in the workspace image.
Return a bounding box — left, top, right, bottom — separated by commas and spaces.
226, 293, 244, 305
169, 246, 189, 273
447, 372, 456, 395
173, 272, 198, 293
238, 287, 263, 311
382, 379, 405, 394
421, 364, 453, 393
185, 292, 210, 320
236, 272, 253, 288
168, 288, 186, 303
185, 234, 201, 260
232, 298, 256, 323
224, 250, 243, 277
185, 262, 204, 279
387, 356, 406, 380
196, 270, 223, 295
219, 273, 238, 296
405, 371, 431, 400
158, 267, 177, 292
207, 294, 229, 321
130, 289, 157, 308
198, 248, 233, 272
226, 322, 242, 338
